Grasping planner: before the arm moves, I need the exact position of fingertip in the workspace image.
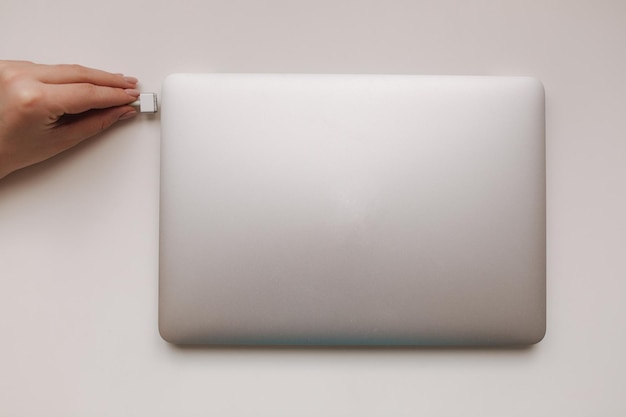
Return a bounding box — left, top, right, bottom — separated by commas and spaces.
118, 110, 137, 121
123, 76, 139, 84
124, 88, 141, 98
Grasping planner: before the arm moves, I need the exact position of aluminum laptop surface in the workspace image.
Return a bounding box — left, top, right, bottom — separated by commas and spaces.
159, 74, 545, 346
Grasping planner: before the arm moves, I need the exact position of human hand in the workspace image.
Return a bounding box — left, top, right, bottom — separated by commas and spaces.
0, 60, 140, 179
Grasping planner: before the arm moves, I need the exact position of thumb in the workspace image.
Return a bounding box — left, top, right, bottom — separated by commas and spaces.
52, 106, 137, 152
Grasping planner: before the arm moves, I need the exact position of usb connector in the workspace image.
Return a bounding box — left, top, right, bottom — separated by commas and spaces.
130, 93, 158, 113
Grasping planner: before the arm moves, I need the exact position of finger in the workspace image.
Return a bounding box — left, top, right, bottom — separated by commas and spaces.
46, 83, 140, 116
35, 63, 138, 88
50, 106, 137, 153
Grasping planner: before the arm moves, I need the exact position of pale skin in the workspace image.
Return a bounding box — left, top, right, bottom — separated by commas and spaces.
0, 60, 140, 179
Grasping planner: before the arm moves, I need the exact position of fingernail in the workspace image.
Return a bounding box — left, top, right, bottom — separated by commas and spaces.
119, 110, 137, 121
125, 88, 141, 97
124, 76, 139, 84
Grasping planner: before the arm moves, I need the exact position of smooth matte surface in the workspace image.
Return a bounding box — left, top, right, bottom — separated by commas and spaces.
1, 0, 625, 415
159, 74, 545, 345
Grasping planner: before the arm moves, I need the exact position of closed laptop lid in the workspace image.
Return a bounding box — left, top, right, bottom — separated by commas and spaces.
159, 74, 545, 346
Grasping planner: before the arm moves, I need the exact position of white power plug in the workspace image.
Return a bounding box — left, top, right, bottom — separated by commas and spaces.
130, 93, 158, 113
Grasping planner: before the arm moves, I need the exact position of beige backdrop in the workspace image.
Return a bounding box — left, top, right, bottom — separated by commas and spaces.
1, 0, 625, 415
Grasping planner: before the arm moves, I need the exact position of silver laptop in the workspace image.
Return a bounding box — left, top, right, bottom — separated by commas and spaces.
159, 74, 545, 346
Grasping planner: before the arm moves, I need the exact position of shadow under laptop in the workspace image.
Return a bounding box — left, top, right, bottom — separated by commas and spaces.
165, 341, 538, 356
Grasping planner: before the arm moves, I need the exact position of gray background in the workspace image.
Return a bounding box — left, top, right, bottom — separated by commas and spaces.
0, 0, 624, 415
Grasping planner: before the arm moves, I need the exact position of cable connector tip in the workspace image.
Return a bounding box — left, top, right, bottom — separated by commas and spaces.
131, 93, 158, 113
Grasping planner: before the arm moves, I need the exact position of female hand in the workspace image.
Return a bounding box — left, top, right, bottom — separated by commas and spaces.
0, 60, 140, 179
